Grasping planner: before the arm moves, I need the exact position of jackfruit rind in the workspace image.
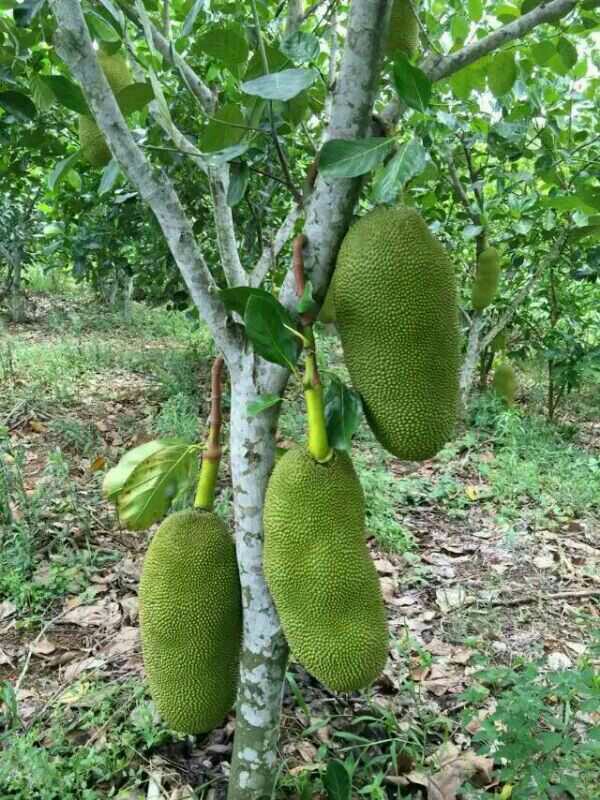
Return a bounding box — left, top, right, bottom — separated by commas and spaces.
318, 280, 336, 324
79, 115, 112, 167
386, 0, 419, 57
98, 50, 132, 94
139, 509, 242, 734
264, 447, 388, 692
471, 246, 500, 311
333, 205, 460, 462
493, 363, 517, 405
491, 331, 507, 352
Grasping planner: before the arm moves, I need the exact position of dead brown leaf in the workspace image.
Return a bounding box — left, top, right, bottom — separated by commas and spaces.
62, 599, 121, 629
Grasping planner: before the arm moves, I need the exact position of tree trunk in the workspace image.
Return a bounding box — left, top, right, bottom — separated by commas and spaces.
8, 254, 26, 323
227, 355, 289, 800
459, 312, 484, 410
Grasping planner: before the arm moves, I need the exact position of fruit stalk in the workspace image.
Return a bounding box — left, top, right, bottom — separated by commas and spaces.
293, 235, 331, 463
194, 356, 224, 510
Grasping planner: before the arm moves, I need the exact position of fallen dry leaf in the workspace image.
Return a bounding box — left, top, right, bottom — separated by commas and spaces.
62, 599, 121, 628
380, 577, 396, 603
30, 636, 57, 656
0, 600, 17, 620
104, 626, 139, 658
90, 455, 106, 472
406, 744, 494, 799
63, 656, 106, 683
436, 586, 470, 613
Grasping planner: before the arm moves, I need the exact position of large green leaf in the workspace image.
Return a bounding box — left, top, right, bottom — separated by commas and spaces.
116, 82, 154, 115
0, 90, 36, 121
323, 760, 351, 800
244, 294, 301, 369
220, 286, 277, 317
116, 440, 197, 531
324, 377, 362, 451
41, 75, 90, 115
227, 162, 249, 206
319, 138, 393, 179
241, 68, 317, 101
201, 103, 246, 153
47, 151, 80, 191
195, 25, 249, 66
247, 394, 282, 416
102, 439, 165, 500
371, 137, 427, 203
13, 0, 46, 27
393, 54, 432, 112
281, 31, 320, 63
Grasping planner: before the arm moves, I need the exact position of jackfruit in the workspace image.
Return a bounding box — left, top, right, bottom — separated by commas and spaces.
139, 509, 242, 734
318, 280, 336, 324
263, 447, 388, 692
386, 0, 419, 58
471, 247, 501, 311
493, 363, 517, 405
491, 331, 507, 352
333, 205, 460, 462
78, 51, 132, 168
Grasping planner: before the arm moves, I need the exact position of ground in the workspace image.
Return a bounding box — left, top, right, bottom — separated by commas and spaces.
0, 290, 599, 800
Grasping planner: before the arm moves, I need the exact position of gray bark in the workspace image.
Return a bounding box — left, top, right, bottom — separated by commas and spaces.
286, 0, 304, 34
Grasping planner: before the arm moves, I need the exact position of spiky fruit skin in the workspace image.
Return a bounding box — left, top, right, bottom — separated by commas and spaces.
139, 509, 242, 734
79, 115, 112, 167
493, 363, 517, 406
491, 332, 507, 352
471, 247, 501, 312
79, 51, 131, 168
318, 281, 337, 324
386, 0, 419, 58
263, 447, 388, 693
333, 205, 460, 462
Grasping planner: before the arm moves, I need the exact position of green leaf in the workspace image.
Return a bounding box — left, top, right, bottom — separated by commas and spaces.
98, 159, 121, 195
557, 38, 577, 70
13, 0, 46, 27
41, 75, 90, 115
0, 90, 36, 121
47, 151, 80, 191
181, 0, 206, 37
488, 51, 517, 97
323, 760, 351, 800
319, 138, 393, 179
280, 31, 320, 63
468, 0, 483, 21
451, 14, 470, 44
244, 294, 301, 369
530, 40, 555, 66
247, 394, 282, 416
116, 440, 197, 531
85, 10, 121, 42
196, 25, 249, 66
201, 103, 246, 153
393, 54, 432, 112
204, 143, 249, 166
371, 137, 427, 203
220, 286, 277, 318
102, 440, 165, 500
227, 162, 249, 206
540, 194, 598, 214
324, 377, 362, 451
116, 82, 154, 115
95, 0, 125, 32
241, 68, 317, 101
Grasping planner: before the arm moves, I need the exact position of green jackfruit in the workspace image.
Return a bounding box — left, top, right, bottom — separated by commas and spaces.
491, 331, 507, 352
318, 280, 336, 324
386, 0, 419, 58
471, 247, 501, 311
333, 205, 460, 462
264, 447, 388, 692
493, 363, 517, 405
79, 51, 132, 168
139, 509, 242, 734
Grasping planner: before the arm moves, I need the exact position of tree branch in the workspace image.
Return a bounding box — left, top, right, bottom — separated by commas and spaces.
287, 0, 304, 32
209, 166, 248, 287
49, 0, 238, 360
116, 0, 215, 114
276, 0, 394, 320
250, 204, 303, 287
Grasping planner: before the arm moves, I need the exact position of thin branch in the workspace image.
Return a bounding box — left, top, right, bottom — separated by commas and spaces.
302, 0, 330, 21
425, 0, 581, 83
286, 0, 304, 33
116, 0, 215, 114
250, 204, 303, 288
447, 158, 480, 226
49, 0, 238, 361
209, 166, 248, 287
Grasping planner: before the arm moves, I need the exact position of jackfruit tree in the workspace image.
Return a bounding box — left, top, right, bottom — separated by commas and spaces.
30, 0, 597, 796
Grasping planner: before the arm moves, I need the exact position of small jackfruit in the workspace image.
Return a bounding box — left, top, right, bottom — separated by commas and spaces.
78, 51, 132, 168
139, 509, 242, 734
493, 363, 517, 405
386, 0, 419, 58
471, 247, 501, 311
491, 331, 507, 352
263, 447, 388, 692
333, 205, 460, 462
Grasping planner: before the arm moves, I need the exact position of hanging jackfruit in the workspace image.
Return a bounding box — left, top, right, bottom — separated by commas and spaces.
493, 363, 517, 406
491, 331, 507, 352
263, 447, 388, 693
333, 205, 460, 462
471, 247, 501, 311
139, 509, 242, 734
386, 0, 419, 58
318, 279, 337, 324
79, 51, 132, 168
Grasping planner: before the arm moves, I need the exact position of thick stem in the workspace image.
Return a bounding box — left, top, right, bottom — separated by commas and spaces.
227, 357, 288, 800
459, 312, 484, 410
195, 357, 224, 511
